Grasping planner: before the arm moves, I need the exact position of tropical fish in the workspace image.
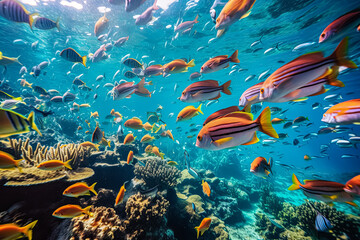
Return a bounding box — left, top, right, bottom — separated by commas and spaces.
200, 50, 239, 74
288, 174, 357, 207
174, 15, 199, 32
304, 155, 311, 161
167, 161, 178, 166
0, 0, 38, 29
32, 86, 48, 95
160, 130, 174, 141
34, 17, 60, 31
142, 64, 163, 77
60, 48, 87, 67
52, 204, 92, 218
91, 45, 108, 63
114, 36, 129, 47
37, 159, 72, 171
143, 122, 155, 131
152, 146, 164, 159
215, 0, 256, 37
124, 117, 143, 129
162, 59, 195, 76
177, 104, 203, 122
115, 183, 126, 206
189, 72, 202, 80
80, 141, 100, 151
196, 107, 278, 150
145, 145, 153, 153
135, 0, 159, 25
202, 180, 211, 197
319, 8, 360, 43
94, 14, 109, 37
112, 78, 150, 100
0, 220, 37, 240
0, 109, 41, 138
124, 133, 136, 145
127, 151, 133, 164
250, 157, 272, 179
90, 111, 99, 118
92, 126, 103, 143
180, 80, 231, 102
0, 90, 22, 101
344, 175, 360, 195
141, 134, 155, 143
259, 38, 357, 102
202, 106, 245, 126
238, 82, 263, 106
194, 217, 211, 239
123, 58, 143, 68
0, 51, 21, 66
0, 151, 22, 171
63, 182, 97, 197
322, 99, 360, 125
307, 201, 333, 233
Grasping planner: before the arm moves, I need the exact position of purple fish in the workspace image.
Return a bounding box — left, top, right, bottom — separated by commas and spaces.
189, 72, 202, 80
112, 78, 150, 100
34, 17, 60, 31
125, 0, 147, 12
142, 64, 163, 77
91, 45, 108, 63
0, 0, 38, 29
135, 0, 159, 25
174, 15, 199, 32
50, 96, 63, 103
114, 36, 129, 47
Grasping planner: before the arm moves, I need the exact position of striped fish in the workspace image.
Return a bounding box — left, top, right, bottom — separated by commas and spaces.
196, 106, 278, 150
288, 174, 358, 207
0, 51, 21, 66
123, 58, 143, 69
203, 106, 240, 126
239, 82, 263, 107
259, 37, 357, 102
307, 201, 333, 233
0, 109, 41, 138
180, 80, 231, 103
0, 90, 22, 101
112, 78, 150, 100
124, 71, 137, 79
114, 36, 129, 47
0, 0, 38, 29
34, 17, 60, 31
322, 99, 360, 125
60, 48, 87, 67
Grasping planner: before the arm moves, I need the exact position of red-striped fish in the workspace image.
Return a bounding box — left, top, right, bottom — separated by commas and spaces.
0, 109, 41, 138
112, 78, 150, 100
200, 50, 239, 74
202, 105, 252, 126
180, 80, 231, 103
288, 173, 358, 207
322, 99, 360, 125
196, 106, 278, 150
34, 17, 60, 31
259, 38, 357, 102
174, 15, 199, 32
239, 82, 263, 107
0, 0, 38, 29
250, 157, 272, 179
60, 48, 87, 67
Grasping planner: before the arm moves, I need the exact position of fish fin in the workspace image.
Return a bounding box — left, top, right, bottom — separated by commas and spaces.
28, 13, 39, 30
329, 195, 338, 200
329, 37, 357, 69
0, 51, 2, 59
345, 201, 359, 208
288, 173, 301, 190
28, 111, 42, 136
241, 103, 251, 113
64, 159, 72, 170
257, 107, 279, 138
242, 132, 259, 145
56, 17, 61, 32
194, 14, 199, 23
224, 63, 230, 69
82, 56, 88, 68
83, 206, 93, 216
152, 0, 159, 10
241, 10, 251, 19
197, 104, 203, 115
217, 28, 226, 38
136, 77, 150, 96
90, 182, 98, 195
21, 220, 38, 240
221, 80, 232, 95
15, 56, 22, 65
195, 227, 200, 239
326, 67, 344, 87
187, 59, 195, 67
214, 137, 233, 146
308, 87, 328, 96
291, 97, 308, 102
230, 50, 240, 63
191, 90, 205, 98
209, 93, 221, 100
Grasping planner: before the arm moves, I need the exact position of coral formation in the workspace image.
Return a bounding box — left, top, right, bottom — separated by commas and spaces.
134, 158, 181, 188
70, 206, 125, 240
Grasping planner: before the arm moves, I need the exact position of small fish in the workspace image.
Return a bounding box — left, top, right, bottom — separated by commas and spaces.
123, 58, 143, 68
250, 156, 272, 179
152, 146, 165, 159
124, 71, 137, 79
167, 161, 178, 166
34, 17, 60, 31
92, 126, 103, 143
135, 0, 159, 25
174, 15, 199, 32
202, 180, 211, 197
63, 182, 97, 197
195, 218, 212, 239
115, 183, 126, 206
200, 50, 239, 74
0, 220, 37, 240
189, 72, 202, 80
37, 159, 72, 171
60, 48, 87, 67
114, 36, 129, 47
0, 0, 38, 29
322, 99, 360, 125
80, 141, 100, 151
162, 59, 195, 76
176, 104, 203, 122
0, 151, 22, 171
52, 204, 92, 219
94, 14, 109, 37
124, 117, 143, 129
0, 109, 41, 138
140, 134, 155, 143
0, 51, 21, 66
124, 133, 136, 145
112, 78, 150, 100
180, 80, 231, 103
62, 92, 76, 103
127, 151, 133, 164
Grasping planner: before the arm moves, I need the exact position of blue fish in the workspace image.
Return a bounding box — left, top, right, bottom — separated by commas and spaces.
34, 17, 60, 31
60, 48, 87, 67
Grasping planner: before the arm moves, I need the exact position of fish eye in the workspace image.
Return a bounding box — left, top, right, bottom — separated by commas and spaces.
348, 184, 353, 189
321, 33, 325, 38
260, 88, 264, 94
182, 92, 185, 95
197, 135, 202, 141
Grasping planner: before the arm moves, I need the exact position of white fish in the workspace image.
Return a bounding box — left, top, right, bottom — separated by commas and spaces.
208, 38, 216, 44
349, 136, 360, 143
229, 69, 237, 75
31, 41, 39, 50
104, 83, 115, 88
19, 66, 27, 75
245, 75, 255, 82
197, 46, 206, 52
168, 113, 174, 118
121, 54, 131, 62
264, 47, 276, 54
293, 42, 316, 52
336, 140, 353, 148
324, 94, 342, 101
96, 75, 105, 81
113, 70, 121, 80
206, 100, 218, 107
13, 39, 28, 45
258, 69, 270, 81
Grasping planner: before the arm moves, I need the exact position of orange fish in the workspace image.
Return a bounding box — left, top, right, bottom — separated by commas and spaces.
143, 122, 155, 131
123, 133, 136, 145
250, 157, 272, 179
200, 50, 239, 74
90, 111, 99, 118
162, 59, 195, 77
115, 183, 126, 206
127, 150, 133, 164
177, 104, 203, 122
215, 0, 256, 37
145, 145, 153, 153
202, 180, 211, 197
152, 146, 164, 159
124, 117, 143, 129
304, 155, 311, 161
0, 220, 38, 240
322, 99, 360, 125
80, 141, 100, 151
94, 14, 109, 37
63, 182, 97, 197
140, 134, 155, 143
37, 159, 72, 171
194, 217, 211, 239
160, 130, 174, 141
271, 118, 286, 124
110, 109, 122, 118
52, 204, 92, 218
0, 151, 22, 171
344, 175, 360, 195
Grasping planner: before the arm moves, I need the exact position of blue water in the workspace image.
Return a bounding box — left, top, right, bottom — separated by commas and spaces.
1, 0, 360, 239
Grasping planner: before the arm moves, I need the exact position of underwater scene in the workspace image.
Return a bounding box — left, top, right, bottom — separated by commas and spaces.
0, 0, 360, 239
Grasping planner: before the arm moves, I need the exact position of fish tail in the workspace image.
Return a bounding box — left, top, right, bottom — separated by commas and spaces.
14, 97, 23, 101
82, 56, 87, 67
187, 59, 195, 67
64, 159, 72, 170
326, 66, 344, 87
89, 182, 98, 195
257, 107, 278, 138
288, 173, 301, 190
241, 103, 251, 113
28, 13, 39, 30
230, 50, 240, 63
0, 51, 2, 59
21, 220, 38, 240
195, 227, 200, 239
56, 17, 60, 32
83, 206, 93, 216
194, 14, 199, 24
221, 80, 231, 95
95, 144, 100, 151
108, 140, 111, 147
153, 0, 159, 10
15, 56, 22, 65
27, 112, 42, 136
148, 80, 153, 85
330, 37, 357, 69
197, 104, 203, 115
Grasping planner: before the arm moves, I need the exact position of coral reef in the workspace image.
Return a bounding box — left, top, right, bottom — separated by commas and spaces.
123, 192, 172, 240
259, 186, 284, 216
134, 158, 181, 188
70, 206, 125, 240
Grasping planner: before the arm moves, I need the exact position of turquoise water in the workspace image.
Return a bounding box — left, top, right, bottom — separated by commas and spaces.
0, 0, 360, 239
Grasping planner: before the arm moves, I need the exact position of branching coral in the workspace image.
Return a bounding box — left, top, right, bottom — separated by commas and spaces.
134, 158, 181, 188
123, 193, 170, 240
259, 186, 284, 216
70, 206, 125, 240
